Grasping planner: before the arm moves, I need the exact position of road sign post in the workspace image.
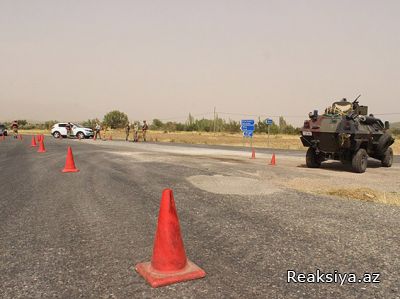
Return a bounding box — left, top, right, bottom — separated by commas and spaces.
265, 118, 273, 148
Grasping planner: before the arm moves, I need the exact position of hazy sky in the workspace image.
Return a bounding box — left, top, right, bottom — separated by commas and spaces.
1, 0, 399, 125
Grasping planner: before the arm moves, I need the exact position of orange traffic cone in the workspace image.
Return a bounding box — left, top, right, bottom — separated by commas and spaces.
135, 189, 206, 287
62, 146, 79, 173
251, 148, 256, 159
37, 140, 46, 153
270, 153, 276, 165
31, 136, 37, 147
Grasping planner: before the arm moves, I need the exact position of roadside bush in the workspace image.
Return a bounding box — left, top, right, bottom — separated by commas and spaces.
103, 110, 129, 129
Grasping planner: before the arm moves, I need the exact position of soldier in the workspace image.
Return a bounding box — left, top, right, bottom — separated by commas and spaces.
133, 122, 139, 142
11, 120, 18, 139
142, 120, 148, 142
125, 123, 131, 141
95, 122, 101, 139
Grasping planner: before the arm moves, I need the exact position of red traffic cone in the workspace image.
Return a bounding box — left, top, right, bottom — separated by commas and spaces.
31, 136, 37, 147
37, 140, 46, 153
18, 134, 23, 140
1, 135, 4, 141
270, 153, 276, 165
36, 135, 41, 143
109, 135, 112, 141
62, 146, 79, 173
251, 148, 256, 159
93, 134, 97, 141
135, 189, 206, 288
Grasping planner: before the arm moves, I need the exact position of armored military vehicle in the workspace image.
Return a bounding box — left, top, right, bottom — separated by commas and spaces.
300, 96, 395, 173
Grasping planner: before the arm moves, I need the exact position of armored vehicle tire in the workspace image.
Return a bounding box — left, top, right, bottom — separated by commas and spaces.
381, 147, 393, 167
352, 148, 368, 173
306, 148, 322, 168
377, 132, 393, 154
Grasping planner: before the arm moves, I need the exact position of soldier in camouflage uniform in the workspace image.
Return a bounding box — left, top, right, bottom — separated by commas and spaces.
125, 123, 131, 141
11, 121, 18, 139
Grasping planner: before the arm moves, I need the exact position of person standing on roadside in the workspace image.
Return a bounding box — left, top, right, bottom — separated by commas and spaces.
66, 122, 73, 138
125, 123, 131, 141
133, 122, 139, 142
95, 122, 101, 139
142, 120, 148, 142
11, 120, 18, 138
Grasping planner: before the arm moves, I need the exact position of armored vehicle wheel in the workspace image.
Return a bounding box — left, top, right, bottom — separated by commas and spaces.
352, 148, 368, 173
381, 147, 393, 167
306, 148, 322, 168
377, 132, 393, 154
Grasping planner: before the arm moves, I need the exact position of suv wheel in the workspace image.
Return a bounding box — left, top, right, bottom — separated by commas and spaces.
76, 132, 85, 139
352, 148, 368, 173
381, 147, 393, 167
306, 148, 322, 168
53, 131, 61, 138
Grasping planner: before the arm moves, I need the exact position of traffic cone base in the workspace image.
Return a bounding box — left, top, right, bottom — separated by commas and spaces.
62, 168, 79, 173
135, 259, 206, 288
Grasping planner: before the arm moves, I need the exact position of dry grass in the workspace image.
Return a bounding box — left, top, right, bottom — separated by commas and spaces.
19, 129, 398, 154
326, 188, 400, 206
284, 178, 400, 206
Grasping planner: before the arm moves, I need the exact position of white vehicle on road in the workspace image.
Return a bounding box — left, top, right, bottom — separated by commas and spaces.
51, 123, 94, 139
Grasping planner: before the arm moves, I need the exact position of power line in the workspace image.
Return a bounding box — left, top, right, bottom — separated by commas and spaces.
216, 111, 305, 118
157, 112, 213, 122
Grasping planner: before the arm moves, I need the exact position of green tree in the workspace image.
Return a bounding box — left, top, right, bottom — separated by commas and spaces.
17, 120, 28, 127
82, 118, 100, 129
279, 116, 288, 130
151, 119, 164, 130
103, 110, 129, 129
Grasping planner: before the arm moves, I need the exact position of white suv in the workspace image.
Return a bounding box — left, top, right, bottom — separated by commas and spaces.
51, 123, 94, 139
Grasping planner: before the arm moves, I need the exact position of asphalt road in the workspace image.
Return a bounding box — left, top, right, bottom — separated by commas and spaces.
1, 137, 399, 298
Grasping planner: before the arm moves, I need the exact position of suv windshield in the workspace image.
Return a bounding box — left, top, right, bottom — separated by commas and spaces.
73, 123, 83, 128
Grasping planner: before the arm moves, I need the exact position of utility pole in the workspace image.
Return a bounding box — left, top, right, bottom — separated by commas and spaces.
213, 107, 216, 135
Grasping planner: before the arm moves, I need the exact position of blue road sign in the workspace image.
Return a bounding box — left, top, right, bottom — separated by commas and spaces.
265, 118, 273, 125
243, 131, 253, 137
241, 125, 255, 131
241, 119, 255, 132
241, 119, 255, 126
